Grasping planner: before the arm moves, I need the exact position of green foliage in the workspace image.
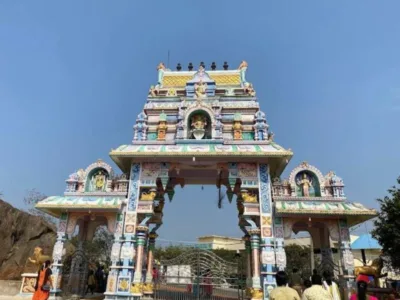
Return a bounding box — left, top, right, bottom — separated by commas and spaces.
372, 177, 400, 270
63, 226, 113, 273
154, 245, 187, 261
285, 244, 313, 280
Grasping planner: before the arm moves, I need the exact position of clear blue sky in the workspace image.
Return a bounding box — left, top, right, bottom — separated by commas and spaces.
1, 1, 399, 243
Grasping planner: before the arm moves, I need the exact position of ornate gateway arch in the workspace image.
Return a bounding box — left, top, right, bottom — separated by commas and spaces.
36, 61, 377, 300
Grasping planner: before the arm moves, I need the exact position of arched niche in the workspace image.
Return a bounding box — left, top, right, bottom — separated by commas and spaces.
183, 103, 216, 140
288, 162, 325, 197
186, 110, 212, 139
295, 171, 321, 197
85, 167, 110, 192
84, 160, 113, 192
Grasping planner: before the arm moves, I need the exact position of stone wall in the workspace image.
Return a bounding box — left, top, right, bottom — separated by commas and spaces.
0, 200, 56, 280
0, 280, 20, 296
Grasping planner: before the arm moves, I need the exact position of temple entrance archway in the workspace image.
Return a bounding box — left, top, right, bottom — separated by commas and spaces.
35, 62, 377, 300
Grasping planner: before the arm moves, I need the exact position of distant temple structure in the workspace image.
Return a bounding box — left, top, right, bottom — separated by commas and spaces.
36, 61, 377, 300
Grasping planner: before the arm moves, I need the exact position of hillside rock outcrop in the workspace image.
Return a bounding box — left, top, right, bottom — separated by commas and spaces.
0, 200, 56, 280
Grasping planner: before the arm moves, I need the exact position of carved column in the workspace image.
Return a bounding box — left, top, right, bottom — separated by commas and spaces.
274, 217, 286, 271
257, 163, 276, 300
48, 212, 69, 299
249, 229, 262, 291
339, 219, 355, 299
109, 163, 141, 297
132, 227, 148, 294
244, 236, 253, 293
319, 226, 335, 274
105, 211, 126, 296
144, 233, 157, 294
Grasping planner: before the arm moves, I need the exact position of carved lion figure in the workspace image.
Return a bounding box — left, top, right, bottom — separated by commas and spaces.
131, 283, 144, 294
241, 190, 258, 203
28, 247, 51, 271
250, 288, 263, 299
140, 190, 157, 201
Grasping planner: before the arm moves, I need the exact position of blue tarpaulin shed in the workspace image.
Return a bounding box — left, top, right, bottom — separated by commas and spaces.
351, 234, 381, 250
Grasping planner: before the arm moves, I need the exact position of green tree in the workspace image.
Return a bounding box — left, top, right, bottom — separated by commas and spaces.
63, 226, 114, 273
372, 176, 400, 270
285, 244, 313, 280
154, 245, 187, 261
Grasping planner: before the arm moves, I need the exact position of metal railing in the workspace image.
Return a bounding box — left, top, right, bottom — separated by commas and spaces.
153, 275, 245, 300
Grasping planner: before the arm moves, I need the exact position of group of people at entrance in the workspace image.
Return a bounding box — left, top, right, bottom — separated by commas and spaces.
269, 268, 379, 300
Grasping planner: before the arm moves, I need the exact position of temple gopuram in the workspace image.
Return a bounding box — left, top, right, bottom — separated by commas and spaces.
36, 61, 377, 300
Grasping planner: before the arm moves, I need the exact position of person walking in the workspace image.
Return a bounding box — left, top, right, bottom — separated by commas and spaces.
269, 271, 300, 300
302, 274, 333, 300
32, 260, 53, 300
323, 270, 341, 300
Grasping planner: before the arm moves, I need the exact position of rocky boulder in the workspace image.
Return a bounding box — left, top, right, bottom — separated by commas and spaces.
0, 199, 56, 280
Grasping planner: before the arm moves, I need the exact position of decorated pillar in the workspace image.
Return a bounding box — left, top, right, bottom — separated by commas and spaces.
105, 211, 126, 296
132, 227, 148, 295
319, 226, 335, 274
106, 163, 142, 298
48, 212, 69, 299
249, 229, 263, 300
274, 217, 286, 271
244, 236, 253, 293
339, 219, 355, 299
144, 232, 157, 294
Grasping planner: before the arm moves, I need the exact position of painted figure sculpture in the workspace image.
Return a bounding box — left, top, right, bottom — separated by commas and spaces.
233, 120, 243, 140
191, 114, 207, 140
157, 62, 166, 87
28, 247, 51, 271
297, 173, 312, 197
140, 189, 157, 201
157, 121, 167, 141
241, 190, 258, 203
194, 80, 207, 100
238, 60, 248, 84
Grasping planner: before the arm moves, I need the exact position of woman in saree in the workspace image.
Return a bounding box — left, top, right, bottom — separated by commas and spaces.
32, 260, 53, 300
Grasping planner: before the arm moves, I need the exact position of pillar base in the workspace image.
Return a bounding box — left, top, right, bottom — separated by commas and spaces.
251, 277, 261, 289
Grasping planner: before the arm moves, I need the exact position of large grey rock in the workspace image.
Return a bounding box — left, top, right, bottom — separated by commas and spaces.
0, 200, 56, 280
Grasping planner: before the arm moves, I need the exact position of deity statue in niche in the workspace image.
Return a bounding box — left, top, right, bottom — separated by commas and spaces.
233, 120, 243, 140
190, 114, 207, 140
194, 80, 207, 100
157, 121, 167, 140
296, 173, 313, 197
89, 170, 107, 191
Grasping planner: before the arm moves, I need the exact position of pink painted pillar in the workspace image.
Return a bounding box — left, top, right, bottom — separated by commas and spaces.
145, 233, 157, 284
133, 229, 148, 285
249, 229, 261, 290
